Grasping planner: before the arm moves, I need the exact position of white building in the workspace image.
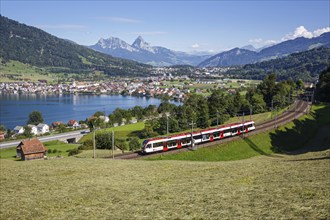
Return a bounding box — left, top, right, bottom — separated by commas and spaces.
27, 124, 38, 135
37, 123, 49, 134
14, 126, 25, 134
99, 116, 109, 123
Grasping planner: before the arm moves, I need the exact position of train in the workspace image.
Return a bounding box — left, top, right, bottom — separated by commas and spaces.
141, 120, 256, 154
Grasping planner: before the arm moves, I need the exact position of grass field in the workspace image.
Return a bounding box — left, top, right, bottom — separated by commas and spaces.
0, 105, 329, 219
1, 150, 329, 219
78, 122, 145, 143
0, 140, 79, 160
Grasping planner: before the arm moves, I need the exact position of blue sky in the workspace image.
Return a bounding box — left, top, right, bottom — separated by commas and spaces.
1, 1, 329, 53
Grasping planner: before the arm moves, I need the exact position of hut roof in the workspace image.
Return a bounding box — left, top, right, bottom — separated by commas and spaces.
17, 139, 47, 155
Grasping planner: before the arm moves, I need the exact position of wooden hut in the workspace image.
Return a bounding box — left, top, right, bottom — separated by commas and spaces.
16, 139, 47, 161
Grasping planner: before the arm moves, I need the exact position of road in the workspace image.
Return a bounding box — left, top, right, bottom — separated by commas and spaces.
0, 129, 90, 149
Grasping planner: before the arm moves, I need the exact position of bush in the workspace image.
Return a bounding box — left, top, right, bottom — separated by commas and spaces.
129, 137, 140, 151
79, 139, 93, 150
68, 148, 81, 156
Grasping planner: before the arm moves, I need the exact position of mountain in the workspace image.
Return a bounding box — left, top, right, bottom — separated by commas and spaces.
0, 15, 152, 76
90, 36, 210, 66
226, 46, 330, 82
241, 45, 257, 51
198, 32, 330, 67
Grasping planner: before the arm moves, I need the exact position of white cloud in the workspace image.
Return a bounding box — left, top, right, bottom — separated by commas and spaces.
282, 26, 330, 41
36, 24, 87, 29
249, 26, 330, 49
313, 27, 330, 37
191, 43, 200, 48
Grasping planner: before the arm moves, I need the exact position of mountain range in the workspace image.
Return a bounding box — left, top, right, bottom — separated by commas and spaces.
198, 32, 330, 67
90, 36, 211, 66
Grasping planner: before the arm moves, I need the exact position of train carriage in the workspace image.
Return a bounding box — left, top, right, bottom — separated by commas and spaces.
142, 121, 255, 154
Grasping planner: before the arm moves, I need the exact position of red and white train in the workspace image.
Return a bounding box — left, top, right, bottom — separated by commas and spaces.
142, 120, 255, 154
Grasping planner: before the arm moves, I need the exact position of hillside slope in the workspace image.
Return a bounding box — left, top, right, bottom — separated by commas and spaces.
0, 16, 152, 76
227, 46, 330, 81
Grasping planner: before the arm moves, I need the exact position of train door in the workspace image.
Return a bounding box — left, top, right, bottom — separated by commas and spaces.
177, 140, 182, 149
220, 131, 224, 138
210, 134, 214, 142
163, 142, 168, 151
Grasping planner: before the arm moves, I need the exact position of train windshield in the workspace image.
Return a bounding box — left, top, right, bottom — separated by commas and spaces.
142, 140, 149, 149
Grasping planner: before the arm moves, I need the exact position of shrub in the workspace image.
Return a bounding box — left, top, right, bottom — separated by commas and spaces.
79, 139, 93, 150
68, 148, 81, 156
129, 137, 140, 152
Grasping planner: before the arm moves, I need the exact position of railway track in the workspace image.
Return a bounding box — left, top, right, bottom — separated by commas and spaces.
114, 99, 310, 160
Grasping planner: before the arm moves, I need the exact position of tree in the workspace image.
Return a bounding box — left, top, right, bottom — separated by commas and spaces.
257, 73, 277, 107
93, 111, 105, 117
250, 93, 267, 113
296, 79, 304, 90
316, 67, 330, 102
132, 106, 144, 121
27, 111, 44, 125
0, 124, 6, 132
185, 93, 209, 128
23, 126, 33, 138
95, 132, 112, 149
208, 90, 230, 125
129, 137, 140, 151
115, 138, 128, 152
57, 124, 68, 133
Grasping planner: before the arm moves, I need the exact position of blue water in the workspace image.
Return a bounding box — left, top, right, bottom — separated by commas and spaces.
0, 93, 176, 129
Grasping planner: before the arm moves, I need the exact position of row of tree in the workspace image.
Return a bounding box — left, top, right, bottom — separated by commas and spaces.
137, 74, 301, 138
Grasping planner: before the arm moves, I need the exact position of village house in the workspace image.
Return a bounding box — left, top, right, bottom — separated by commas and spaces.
37, 123, 49, 134
27, 124, 38, 135
99, 116, 109, 123
67, 120, 79, 128
13, 126, 25, 135
16, 138, 47, 161
52, 121, 64, 128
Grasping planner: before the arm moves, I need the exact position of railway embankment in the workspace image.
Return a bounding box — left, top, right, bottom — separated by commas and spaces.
146, 103, 330, 161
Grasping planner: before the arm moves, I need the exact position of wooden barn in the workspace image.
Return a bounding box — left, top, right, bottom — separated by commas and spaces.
16, 139, 47, 161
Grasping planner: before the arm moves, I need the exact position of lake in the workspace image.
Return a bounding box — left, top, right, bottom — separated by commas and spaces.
0, 93, 177, 129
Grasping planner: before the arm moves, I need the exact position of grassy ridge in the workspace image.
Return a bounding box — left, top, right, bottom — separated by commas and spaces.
148, 104, 330, 161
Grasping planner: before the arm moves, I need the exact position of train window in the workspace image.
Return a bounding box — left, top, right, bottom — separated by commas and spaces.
167, 141, 176, 147
182, 138, 191, 145
153, 142, 163, 148
146, 144, 151, 149
224, 129, 231, 133
194, 135, 202, 140
202, 134, 210, 140
214, 132, 220, 137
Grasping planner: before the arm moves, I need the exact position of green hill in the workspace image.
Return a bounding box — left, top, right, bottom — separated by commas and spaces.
228, 46, 330, 81
0, 15, 152, 77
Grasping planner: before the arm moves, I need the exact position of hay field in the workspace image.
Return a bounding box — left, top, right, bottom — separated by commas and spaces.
1, 150, 329, 219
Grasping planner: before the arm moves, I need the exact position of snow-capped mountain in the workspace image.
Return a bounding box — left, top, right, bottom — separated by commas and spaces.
132, 36, 155, 53
97, 37, 138, 52
90, 36, 210, 66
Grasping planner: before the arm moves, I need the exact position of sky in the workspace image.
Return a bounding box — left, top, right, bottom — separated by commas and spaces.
1, 0, 329, 53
